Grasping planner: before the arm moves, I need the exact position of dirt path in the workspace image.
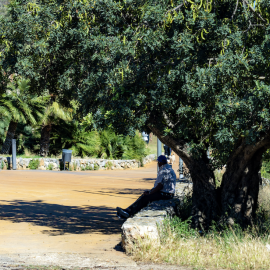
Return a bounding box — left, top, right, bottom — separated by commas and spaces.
0, 160, 184, 269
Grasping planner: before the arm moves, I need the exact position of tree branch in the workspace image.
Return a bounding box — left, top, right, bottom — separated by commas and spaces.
166, 1, 186, 15
243, 0, 266, 23
148, 124, 192, 166
231, 0, 239, 21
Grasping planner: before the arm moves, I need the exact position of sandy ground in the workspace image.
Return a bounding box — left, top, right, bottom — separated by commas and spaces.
0, 160, 188, 269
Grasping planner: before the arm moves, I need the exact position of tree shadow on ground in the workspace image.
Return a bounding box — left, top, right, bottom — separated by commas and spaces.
74, 188, 146, 198
142, 178, 156, 181
0, 200, 124, 236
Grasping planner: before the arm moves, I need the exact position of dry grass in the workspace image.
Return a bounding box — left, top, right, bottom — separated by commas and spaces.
129, 222, 270, 269
128, 186, 270, 270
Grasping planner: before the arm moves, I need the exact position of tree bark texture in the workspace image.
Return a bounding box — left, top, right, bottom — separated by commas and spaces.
149, 126, 219, 228
189, 158, 219, 229
0, 121, 18, 154
40, 124, 52, 157
220, 142, 269, 227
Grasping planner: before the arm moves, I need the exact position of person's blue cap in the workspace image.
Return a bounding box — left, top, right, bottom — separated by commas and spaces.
157, 155, 167, 163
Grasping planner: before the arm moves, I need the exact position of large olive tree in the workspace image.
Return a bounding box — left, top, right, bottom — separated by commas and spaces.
1, 0, 270, 228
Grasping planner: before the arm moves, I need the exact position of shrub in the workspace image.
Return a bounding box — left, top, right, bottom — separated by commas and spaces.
29, 159, 39, 170
176, 191, 193, 221
261, 160, 270, 179
6, 118, 148, 161
122, 131, 148, 161
47, 163, 53, 170
105, 161, 113, 170
73, 162, 77, 171
85, 164, 93, 170
94, 164, 99, 170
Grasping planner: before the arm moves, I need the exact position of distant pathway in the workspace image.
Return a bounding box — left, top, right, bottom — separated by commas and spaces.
0, 160, 181, 269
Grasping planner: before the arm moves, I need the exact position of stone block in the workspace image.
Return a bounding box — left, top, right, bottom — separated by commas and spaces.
121, 216, 164, 249
25, 159, 31, 167
53, 162, 58, 169
121, 182, 190, 251
39, 159, 45, 166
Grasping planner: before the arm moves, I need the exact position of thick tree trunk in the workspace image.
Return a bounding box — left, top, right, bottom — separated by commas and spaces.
189, 157, 219, 229
0, 121, 18, 154
40, 124, 52, 157
220, 147, 265, 227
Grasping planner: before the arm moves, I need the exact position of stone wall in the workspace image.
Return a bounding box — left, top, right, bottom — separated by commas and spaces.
0, 154, 156, 171
121, 182, 192, 250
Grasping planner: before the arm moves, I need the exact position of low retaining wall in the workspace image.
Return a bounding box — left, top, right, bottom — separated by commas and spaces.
121, 182, 192, 250
0, 154, 156, 171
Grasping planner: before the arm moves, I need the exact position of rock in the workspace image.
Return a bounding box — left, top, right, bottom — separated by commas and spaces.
52, 163, 58, 169
261, 177, 270, 187
122, 216, 164, 248
121, 182, 191, 251
25, 159, 31, 167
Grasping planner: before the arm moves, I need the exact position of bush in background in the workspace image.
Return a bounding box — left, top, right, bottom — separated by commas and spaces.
1, 116, 148, 162
28, 159, 39, 170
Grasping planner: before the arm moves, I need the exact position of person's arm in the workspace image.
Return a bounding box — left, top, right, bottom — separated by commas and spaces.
146, 183, 163, 195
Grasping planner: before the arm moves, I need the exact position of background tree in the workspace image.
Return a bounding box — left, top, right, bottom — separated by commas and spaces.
39, 100, 72, 157
1, 0, 270, 228
0, 79, 47, 154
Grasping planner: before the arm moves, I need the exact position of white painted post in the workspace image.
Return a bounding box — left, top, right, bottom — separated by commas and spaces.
12, 139, 16, 170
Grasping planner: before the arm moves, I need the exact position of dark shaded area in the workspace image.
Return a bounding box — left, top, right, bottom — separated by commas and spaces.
142, 178, 156, 181
0, 200, 124, 236
74, 188, 146, 199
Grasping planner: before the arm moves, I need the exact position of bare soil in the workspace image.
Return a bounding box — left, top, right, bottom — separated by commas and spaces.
0, 161, 185, 269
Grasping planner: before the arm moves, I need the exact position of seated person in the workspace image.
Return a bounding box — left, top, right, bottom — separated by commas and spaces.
116, 155, 176, 219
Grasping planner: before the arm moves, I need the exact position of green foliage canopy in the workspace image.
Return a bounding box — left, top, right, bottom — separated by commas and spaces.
1, 0, 270, 169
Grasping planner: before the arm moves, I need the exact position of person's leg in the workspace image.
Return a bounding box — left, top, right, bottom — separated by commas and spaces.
126, 192, 170, 216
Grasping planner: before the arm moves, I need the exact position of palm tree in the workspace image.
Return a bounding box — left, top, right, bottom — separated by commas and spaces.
0, 79, 47, 154
39, 100, 72, 157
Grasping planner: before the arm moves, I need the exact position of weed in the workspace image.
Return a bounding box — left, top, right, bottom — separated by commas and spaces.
85, 164, 93, 170
176, 191, 193, 221
94, 164, 99, 170
105, 161, 113, 170
28, 159, 40, 170
47, 163, 53, 170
